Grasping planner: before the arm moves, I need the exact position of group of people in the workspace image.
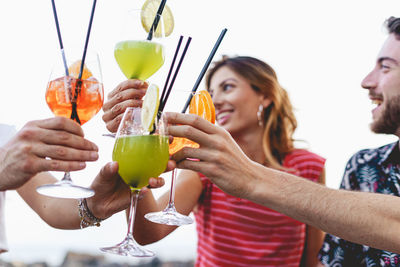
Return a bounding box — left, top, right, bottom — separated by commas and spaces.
1, 16, 400, 266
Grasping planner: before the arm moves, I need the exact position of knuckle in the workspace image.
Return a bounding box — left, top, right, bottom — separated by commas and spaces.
55, 147, 67, 157
20, 143, 33, 154
53, 116, 67, 128
18, 127, 34, 140
182, 125, 194, 136
49, 160, 61, 170
21, 157, 35, 173
58, 131, 70, 142
111, 103, 122, 115
116, 93, 123, 101
128, 99, 140, 107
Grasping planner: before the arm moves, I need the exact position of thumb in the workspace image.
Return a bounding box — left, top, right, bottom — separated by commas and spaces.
98, 162, 119, 180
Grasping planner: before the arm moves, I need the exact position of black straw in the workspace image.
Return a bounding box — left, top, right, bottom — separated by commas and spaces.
146, 0, 167, 41
51, 0, 69, 76
78, 0, 97, 80
160, 35, 183, 106
70, 0, 98, 124
181, 28, 227, 113
158, 37, 192, 115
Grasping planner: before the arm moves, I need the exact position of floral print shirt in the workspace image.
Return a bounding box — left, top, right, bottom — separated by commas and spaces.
318, 141, 400, 267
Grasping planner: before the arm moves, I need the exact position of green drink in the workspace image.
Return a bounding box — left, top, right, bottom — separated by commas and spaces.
114, 40, 165, 80
112, 135, 169, 190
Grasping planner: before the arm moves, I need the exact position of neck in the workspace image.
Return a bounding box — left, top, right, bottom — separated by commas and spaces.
232, 127, 265, 165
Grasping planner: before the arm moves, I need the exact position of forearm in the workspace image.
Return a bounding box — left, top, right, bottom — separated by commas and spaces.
134, 190, 176, 245
247, 163, 400, 253
17, 173, 81, 229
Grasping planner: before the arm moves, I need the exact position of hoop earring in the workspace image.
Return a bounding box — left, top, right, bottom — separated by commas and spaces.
257, 104, 263, 127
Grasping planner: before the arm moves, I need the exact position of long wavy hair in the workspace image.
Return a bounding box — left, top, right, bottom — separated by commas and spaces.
205, 56, 297, 170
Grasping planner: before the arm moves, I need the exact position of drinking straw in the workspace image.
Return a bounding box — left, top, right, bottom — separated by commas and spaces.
78, 0, 97, 80
70, 0, 98, 124
146, 0, 167, 41
160, 35, 183, 107
181, 28, 227, 114
51, 0, 69, 76
158, 36, 192, 115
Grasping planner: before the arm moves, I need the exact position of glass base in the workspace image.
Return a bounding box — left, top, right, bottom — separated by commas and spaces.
36, 180, 95, 199
100, 235, 155, 257
145, 207, 194, 226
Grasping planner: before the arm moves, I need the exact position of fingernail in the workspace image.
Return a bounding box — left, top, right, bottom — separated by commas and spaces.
79, 162, 86, 168
91, 152, 99, 160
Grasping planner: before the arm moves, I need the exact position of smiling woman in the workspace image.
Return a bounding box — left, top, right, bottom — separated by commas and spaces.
112, 55, 328, 267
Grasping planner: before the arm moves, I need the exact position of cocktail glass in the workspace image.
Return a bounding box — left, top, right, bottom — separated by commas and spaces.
100, 107, 169, 257
145, 90, 215, 225
36, 49, 104, 198
114, 9, 166, 81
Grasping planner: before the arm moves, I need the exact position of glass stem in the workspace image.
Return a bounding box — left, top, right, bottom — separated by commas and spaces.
61, 172, 72, 182
166, 168, 177, 210
127, 189, 140, 238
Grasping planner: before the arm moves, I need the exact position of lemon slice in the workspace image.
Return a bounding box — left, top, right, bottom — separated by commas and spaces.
141, 0, 174, 38
141, 84, 160, 132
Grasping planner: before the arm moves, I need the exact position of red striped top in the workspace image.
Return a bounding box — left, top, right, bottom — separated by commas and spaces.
193, 149, 326, 267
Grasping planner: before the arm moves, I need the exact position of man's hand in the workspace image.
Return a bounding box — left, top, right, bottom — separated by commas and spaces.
165, 112, 255, 199
0, 117, 98, 191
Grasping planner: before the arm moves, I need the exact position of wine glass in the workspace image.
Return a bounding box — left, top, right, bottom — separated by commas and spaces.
36, 48, 104, 199
145, 90, 215, 226
114, 9, 167, 81
100, 107, 169, 257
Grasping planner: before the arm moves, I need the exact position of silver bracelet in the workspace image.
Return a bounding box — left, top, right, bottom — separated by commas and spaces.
78, 198, 102, 228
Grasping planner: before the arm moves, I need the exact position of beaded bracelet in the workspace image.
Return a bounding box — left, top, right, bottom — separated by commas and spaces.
78, 198, 102, 228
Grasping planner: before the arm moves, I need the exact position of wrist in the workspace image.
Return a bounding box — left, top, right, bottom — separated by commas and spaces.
78, 198, 103, 228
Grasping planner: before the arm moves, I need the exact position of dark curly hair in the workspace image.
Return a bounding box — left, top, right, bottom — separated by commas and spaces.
386, 17, 400, 39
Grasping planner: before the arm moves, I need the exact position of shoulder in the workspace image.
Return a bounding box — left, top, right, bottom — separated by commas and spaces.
346, 142, 396, 166
284, 149, 326, 167
283, 149, 326, 181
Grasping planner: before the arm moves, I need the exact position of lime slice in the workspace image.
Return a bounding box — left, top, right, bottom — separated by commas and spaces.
141, 0, 174, 38
141, 84, 160, 132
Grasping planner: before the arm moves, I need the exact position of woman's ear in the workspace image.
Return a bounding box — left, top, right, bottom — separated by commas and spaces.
261, 97, 272, 109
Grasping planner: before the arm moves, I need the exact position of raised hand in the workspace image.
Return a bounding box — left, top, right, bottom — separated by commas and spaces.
165, 112, 257, 199
86, 161, 167, 220
0, 117, 98, 191
102, 79, 148, 133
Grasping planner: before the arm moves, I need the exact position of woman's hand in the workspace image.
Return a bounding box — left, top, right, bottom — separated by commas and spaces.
86, 161, 167, 220
102, 79, 148, 133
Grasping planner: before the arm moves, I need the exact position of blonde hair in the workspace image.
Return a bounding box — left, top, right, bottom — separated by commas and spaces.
205, 56, 297, 170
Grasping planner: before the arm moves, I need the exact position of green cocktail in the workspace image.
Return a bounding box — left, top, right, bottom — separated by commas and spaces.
112, 134, 169, 190
114, 40, 165, 80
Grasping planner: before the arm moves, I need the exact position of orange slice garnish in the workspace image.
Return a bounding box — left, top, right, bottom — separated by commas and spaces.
189, 90, 215, 124
68, 60, 93, 80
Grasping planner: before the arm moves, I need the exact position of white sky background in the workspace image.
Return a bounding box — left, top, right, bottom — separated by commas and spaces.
1, 0, 400, 265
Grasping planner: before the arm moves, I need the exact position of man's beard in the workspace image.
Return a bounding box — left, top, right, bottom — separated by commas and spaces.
371, 95, 400, 134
